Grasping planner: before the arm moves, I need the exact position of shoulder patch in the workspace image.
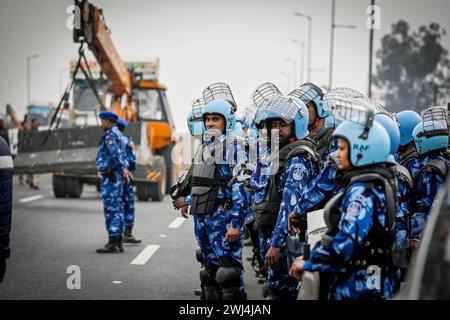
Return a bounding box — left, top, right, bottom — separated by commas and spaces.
293, 168, 304, 181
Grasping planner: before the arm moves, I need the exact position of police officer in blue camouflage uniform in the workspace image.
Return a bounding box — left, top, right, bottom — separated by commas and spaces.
396, 110, 422, 178
96, 111, 130, 254
291, 107, 399, 300
411, 107, 450, 241
251, 94, 321, 299
287, 87, 343, 235
116, 119, 141, 244
187, 97, 248, 300
0, 136, 13, 283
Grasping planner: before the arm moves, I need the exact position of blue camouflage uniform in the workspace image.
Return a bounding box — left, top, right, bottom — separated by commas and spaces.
191, 135, 248, 294
268, 154, 318, 297
96, 126, 128, 238
249, 151, 272, 271
395, 176, 411, 241
411, 152, 450, 239
0, 137, 13, 264
304, 182, 397, 300
121, 134, 137, 230
293, 141, 340, 218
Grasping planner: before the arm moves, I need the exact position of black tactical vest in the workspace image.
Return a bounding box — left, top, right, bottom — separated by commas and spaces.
321, 166, 397, 275
252, 138, 322, 231
189, 142, 223, 215
311, 126, 335, 160
399, 149, 418, 168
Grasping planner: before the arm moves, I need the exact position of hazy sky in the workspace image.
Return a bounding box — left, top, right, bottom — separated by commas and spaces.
1, 0, 449, 130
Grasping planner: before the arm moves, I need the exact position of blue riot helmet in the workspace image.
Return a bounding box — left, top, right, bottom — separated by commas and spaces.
187, 98, 206, 137
254, 95, 309, 140
395, 110, 421, 147
412, 106, 449, 155
202, 99, 236, 132
289, 82, 328, 119
334, 119, 391, 167
374, 112, 400, 155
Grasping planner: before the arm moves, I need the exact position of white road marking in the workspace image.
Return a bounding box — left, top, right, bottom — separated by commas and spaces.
159, 234, 167, 238
19, 195, 44, 203
168, 217, 186, 229
130, 245, 160, 265
113, 281, 122, 284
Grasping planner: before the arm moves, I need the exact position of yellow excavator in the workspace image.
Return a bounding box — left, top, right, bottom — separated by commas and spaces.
14, 0, 175, 201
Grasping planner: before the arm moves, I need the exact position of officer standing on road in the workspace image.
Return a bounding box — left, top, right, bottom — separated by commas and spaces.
0, 136, 13, 283
116, 119, 141, 244
96, 111, 130, 254
188, 95, 248, 300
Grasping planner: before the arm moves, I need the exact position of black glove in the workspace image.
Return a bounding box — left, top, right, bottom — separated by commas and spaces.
0, 258, 6, 284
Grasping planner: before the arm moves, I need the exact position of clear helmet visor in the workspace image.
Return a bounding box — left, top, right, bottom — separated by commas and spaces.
324, 88, 379, 128
202, 82, 237, 113
252, 82, 283, 109
255, 96, 305, 125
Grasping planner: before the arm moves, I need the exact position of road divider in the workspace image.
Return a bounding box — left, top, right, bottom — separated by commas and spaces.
19, 195, 44, 203
130, 245, 160, 265
168, 217, 186, 229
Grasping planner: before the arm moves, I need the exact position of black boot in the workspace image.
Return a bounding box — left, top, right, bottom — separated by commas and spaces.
123, 228, 142, 243
118, 237, 124, 252
96, 237, 120, 254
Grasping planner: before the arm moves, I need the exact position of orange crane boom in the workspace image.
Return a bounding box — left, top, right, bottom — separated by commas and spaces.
73, 0, 135, 120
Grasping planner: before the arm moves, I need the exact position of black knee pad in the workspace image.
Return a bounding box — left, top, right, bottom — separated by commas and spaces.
195, 248, 204, 264
199, 262, 218, 286
216, 266, 240, 288
199, 262, 219, 300
216, 257, 241, 288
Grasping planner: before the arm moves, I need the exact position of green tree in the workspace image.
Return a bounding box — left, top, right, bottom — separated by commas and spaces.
374, 20, 450, 112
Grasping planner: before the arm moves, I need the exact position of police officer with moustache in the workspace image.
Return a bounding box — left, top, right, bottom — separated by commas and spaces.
96, 111, 130, 254
251, 94, 322, 299
186, 98, 248, 300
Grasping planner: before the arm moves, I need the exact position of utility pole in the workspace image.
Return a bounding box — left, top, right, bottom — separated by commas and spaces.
329, 0, 356, 89
26, 54, 39, 105
368, 0, 375, 98
294, 12, 312, 82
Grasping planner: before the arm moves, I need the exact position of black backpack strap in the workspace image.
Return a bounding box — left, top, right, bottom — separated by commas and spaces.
395, 164, 413, 189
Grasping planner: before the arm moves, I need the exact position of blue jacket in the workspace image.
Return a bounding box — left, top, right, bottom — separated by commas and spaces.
270, 155, 317, 248
96, 126, 128, 174
0, 136, 13, 259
